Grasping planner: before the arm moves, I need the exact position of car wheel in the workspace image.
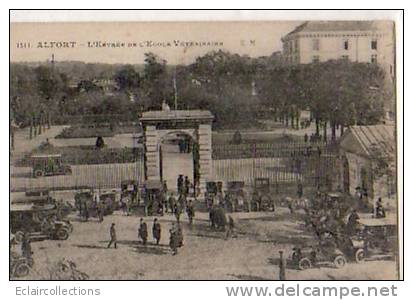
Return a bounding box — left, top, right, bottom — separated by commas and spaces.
34, 170, 44, 177
355, 248, 365, 263
56, 228, 69, 240
298, 258, 312, 270
14, 262, 30, 277
334, 255, 347, 268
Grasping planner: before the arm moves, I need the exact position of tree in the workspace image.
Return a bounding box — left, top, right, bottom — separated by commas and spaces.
114, 65, 141, 91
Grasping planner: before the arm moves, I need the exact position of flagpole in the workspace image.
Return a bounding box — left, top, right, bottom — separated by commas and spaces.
173, 67, 178, 111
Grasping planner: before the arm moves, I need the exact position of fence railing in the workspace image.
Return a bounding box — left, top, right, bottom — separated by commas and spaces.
211, 157, 302, 186
10, 161, 145, 192
212, 141, 337, 159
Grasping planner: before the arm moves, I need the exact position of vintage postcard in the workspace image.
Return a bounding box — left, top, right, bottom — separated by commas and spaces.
9, 12, 402, 281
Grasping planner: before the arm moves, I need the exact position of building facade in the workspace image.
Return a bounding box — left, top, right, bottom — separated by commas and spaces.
281, 21, 395, 79
338, 125, 396, 207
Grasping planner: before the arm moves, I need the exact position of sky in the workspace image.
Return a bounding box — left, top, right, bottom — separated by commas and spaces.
10, 22, 301, 65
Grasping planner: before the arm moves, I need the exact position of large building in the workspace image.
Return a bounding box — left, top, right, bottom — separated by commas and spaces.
281, 21, 395, 79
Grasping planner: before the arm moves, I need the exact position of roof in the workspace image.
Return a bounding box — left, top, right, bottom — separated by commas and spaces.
340, 125, 395, 158
284, 21, 383, 39
140, 110, 213, 122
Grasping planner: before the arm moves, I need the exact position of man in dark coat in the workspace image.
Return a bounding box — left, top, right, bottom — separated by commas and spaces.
169, 223, 178, 255
174, 203, 182, 223
375, 198, 386, 218
186, 200, 195, 226
107, 223, 117, 249
177, 175, 184, 194
168, 194, 176, 214
184, 176, 190, 196
139, 218, 148, 245
152, 218, 161, 245
347, 209, 360, 234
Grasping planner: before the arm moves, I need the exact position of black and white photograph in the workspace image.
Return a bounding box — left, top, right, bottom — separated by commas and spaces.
9, 10, 402, 281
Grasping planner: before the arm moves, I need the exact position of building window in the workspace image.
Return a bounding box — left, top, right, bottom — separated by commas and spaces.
312, 39, 320, 51
341, 55, 349, 61
343, 40, 349, 50
371, 54, 378, 64
312, 55, 320, 63
371, 40, 378, 50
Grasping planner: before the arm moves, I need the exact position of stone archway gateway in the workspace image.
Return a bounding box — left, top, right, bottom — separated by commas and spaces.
140, 110, 214, 196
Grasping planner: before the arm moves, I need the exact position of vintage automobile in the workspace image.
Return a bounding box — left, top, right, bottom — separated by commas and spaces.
11, 192, 73, 218
31, 154, 72, 177
74, 189, 118, 217
252, 178, 276, 211
121, 180, 139, 203
226, 181, 248, 212
10, 251, 34, 278
293, 237, 348, 270
355, 215, 398, 261
11, 204, 73, 241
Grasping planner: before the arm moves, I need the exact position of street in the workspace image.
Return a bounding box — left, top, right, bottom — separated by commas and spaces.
19, 208, 398, 280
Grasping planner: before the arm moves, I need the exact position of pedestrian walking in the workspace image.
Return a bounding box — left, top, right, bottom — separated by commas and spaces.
107, 223, 117, 249
186, 200, 195, 226
152, 218, 161, 245
174, 203, 182, 223
169, 223, 178, 255
177, 175, 184, 194
184, 176, 190, 196
168, 193, 176, 214
139, 218, 148, 245
97, 201, 104, 222
225, 215, 235, 240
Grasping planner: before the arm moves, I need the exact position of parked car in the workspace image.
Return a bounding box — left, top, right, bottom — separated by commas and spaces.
31, 154, 72, 177
74, 189, 118, 217
356, 215, 398, 261
293, 239, 348, 270
252, 178, 276, 211
226, 181, 248, 212
11, 204, 73, 241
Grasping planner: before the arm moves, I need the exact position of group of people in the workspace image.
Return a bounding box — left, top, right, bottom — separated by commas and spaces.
107, 219, 183, 255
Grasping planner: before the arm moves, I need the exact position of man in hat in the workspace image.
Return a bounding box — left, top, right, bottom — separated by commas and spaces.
139, 218, 148, 245
107, 223, 117, 249
152, 218, 161, 245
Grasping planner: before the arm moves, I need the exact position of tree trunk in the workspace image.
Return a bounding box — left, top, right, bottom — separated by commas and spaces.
331, 121, 336, 141
340, 124, 344, 136
47, 112, 51, 129
316, 118, 320, 136
291, 113, 295, 129
29, 122, 33, 139
323, 121, 327, 142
